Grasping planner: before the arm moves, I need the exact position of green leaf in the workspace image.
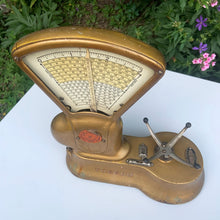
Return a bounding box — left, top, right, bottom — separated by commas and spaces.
30, 0, 38, 8
179, 43, 185, 51
180, 0, 186, 12
42, 13, 49, 28
189, 8, 202, 25
217, 34, 220, 46
188, 0, 194, 7
20, 0, 27, 7
155, 38, 167, 44
166, 49, 176, 62
11, 6, 22, 19
195, 2, 202, 11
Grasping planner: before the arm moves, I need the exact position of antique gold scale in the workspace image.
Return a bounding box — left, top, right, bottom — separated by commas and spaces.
12, 26, 204, 204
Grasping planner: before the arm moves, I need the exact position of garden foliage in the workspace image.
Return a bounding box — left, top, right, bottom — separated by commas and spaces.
0, 0, 220, 120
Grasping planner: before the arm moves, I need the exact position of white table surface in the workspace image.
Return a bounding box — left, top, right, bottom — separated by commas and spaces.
0, 70, 220, 220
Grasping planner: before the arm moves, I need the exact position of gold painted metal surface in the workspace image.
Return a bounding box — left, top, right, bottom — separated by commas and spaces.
12, 27, 204, 204
52, 112, 204, 204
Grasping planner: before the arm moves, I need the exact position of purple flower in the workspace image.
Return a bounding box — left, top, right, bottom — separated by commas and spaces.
217, 5, 220, 11
192, 42, 208, 54
195, 16, 207, 31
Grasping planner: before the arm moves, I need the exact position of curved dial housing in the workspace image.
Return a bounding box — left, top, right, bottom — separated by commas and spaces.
12, 26, 166, 118
23, 48, 154, 115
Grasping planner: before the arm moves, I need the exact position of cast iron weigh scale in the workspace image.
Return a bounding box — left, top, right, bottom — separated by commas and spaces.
12, 26, 204, 204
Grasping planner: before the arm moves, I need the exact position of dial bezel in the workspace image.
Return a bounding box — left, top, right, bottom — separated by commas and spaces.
12, 26, 166, 119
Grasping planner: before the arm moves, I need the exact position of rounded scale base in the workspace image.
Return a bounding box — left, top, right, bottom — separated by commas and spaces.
66, 133, 204, 204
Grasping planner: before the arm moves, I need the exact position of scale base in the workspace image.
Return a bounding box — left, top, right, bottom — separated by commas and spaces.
66, 134, 204, 204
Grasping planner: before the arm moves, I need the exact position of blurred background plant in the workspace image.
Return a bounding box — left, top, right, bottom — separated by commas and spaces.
127, 0, 220, 81
0, 0, 219, 120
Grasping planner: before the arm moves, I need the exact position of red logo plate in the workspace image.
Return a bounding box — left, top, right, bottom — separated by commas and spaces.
78, 130, 102, 143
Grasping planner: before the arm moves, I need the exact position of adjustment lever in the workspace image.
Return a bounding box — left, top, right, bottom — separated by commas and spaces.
126, 144, 153, 167
143, 118, 201, 169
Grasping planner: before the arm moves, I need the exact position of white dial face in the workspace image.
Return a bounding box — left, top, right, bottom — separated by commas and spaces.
23, 48, 154, 115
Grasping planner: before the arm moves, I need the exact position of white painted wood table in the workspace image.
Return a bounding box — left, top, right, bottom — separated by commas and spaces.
0, 70, 219, 220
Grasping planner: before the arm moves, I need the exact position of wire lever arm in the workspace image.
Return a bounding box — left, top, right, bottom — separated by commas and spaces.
143, 118, 200, 169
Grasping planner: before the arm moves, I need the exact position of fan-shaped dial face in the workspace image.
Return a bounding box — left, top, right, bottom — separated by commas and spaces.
23, 47, 154, 115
